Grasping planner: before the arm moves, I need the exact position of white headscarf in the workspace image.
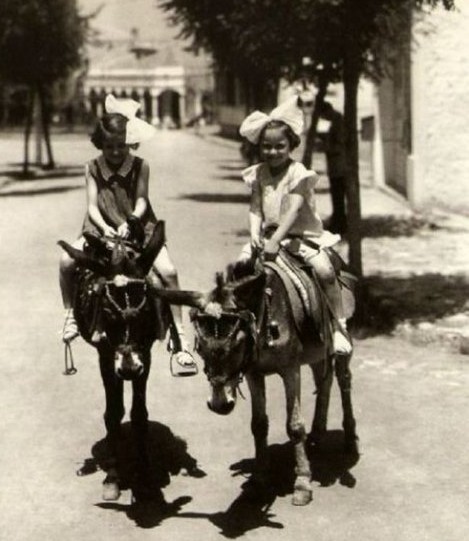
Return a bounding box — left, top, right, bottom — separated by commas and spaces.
239, 96, 305, 144
105, 94, 156, 144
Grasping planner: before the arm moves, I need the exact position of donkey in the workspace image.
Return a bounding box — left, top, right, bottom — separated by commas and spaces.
157, 252, 359, 506
58, 222, 172, 501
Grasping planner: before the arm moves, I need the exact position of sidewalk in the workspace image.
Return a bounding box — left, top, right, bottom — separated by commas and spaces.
198, 125, 469, 355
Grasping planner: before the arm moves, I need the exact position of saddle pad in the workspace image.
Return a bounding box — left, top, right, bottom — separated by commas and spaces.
277, 250, 323, 323
264, 261, 305, 334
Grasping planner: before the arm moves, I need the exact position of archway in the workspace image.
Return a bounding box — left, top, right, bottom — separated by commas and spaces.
157, 89, 180, 128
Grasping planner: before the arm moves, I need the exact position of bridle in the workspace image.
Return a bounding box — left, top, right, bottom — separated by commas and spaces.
191, 309, 258, 389
103, 276, 149, 344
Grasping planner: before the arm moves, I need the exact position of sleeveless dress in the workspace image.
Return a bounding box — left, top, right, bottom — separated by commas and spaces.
82, 154, 158, 245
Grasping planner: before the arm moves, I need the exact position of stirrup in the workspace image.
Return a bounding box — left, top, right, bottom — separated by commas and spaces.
62, 310, 79, 343
170, 349, 198, 377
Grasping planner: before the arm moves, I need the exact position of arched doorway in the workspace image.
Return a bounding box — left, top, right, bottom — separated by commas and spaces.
157, 89, 180, 128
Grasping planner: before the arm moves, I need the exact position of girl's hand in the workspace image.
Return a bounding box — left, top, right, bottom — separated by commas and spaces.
264, 238, 280, 260
251, 234, 264, 250
117, 222, 130, 239
102, 225, 117, 238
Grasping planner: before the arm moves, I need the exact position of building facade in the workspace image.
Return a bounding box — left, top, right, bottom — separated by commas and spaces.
83, 33, 214, 129
376, 4, 469, 214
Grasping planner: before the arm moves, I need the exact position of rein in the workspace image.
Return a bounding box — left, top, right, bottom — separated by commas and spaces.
104, 277, 148, 344
192, 309, 258, 390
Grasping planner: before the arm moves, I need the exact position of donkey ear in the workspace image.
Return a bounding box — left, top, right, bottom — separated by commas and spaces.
58, 240, 107, 275
232, 272, 266, 309
83, 232, 107, 251
137, 220, 165, 275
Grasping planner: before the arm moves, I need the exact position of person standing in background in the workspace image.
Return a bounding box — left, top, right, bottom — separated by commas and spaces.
319, 101, 347, 235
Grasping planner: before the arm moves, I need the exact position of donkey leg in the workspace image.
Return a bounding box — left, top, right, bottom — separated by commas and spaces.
99, 352, 125, 500
130, 356, 151, 469
130, 354, 156, 501
245, 372, 269, 486
335, 354, 359, 455
282, 368, 312, 506
309, 357, 334, 445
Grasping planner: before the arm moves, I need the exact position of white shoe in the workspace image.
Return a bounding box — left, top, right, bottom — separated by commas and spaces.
333, 329, 352, 355
62, 309, 79, 343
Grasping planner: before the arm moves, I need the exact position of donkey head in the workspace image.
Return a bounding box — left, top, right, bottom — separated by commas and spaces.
155, 268, 265, 414
58, 221, 165, 379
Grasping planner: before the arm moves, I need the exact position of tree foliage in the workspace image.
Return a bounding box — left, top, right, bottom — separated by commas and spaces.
0, 0, 85, 84
159, 0, 455, 305
160, 0, 454, 90
0, 0, 86, 171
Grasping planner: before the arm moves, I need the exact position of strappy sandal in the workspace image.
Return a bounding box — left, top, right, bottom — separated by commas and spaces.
170, 350, 198, 377
62, 309, 79, 343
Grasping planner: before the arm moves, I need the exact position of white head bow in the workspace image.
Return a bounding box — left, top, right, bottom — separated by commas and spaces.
239, 96, 305, 144
104, 94, 156, 144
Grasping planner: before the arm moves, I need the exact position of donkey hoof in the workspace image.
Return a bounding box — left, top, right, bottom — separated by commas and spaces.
292, 477, 312, 506
102, 480, 120, 501
292, 487, 312, 506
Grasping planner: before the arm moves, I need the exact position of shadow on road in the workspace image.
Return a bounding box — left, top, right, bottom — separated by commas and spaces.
0, 164, 83, 179
181, 430, 358, 538
360, 214, 439, 238
217, 164, 244, 171
0, 185, 83, 197
160, 430, 359, 538
178, 192, 250, 204
229, 430, 359, 495
77, 420, 206, 528
363, 273, 469, 334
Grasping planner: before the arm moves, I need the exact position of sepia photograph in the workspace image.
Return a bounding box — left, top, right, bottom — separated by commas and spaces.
0, 1, 468, 539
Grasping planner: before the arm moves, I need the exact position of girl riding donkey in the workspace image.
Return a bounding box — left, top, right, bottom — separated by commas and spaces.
59, 94, 197, 376
238, 97, 352, 355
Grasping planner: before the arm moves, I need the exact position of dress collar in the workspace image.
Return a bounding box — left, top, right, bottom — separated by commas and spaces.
97, 154, 134, 181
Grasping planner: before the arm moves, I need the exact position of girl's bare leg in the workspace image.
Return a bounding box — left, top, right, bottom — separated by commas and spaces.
303, 249, 351, 355
152, 247, 197, 375
59, 237, 85, 342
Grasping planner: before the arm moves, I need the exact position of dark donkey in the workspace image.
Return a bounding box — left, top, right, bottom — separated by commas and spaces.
157, 252, 359, 506
58, 221, 171, 501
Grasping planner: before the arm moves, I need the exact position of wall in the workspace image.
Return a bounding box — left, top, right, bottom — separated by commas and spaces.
411, 3, 469, 213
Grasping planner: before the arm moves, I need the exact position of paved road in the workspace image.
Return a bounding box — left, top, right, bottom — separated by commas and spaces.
0, 131, 468, 541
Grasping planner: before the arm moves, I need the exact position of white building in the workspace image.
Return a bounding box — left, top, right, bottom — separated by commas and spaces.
375, 3, 469, 215
83, 31, 214, 128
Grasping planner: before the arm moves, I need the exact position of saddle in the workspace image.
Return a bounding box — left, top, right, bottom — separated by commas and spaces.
263, 245, 356, 345
264, 249, 328, 340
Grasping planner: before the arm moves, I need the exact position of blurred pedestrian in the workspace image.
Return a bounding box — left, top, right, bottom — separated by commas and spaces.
319, 101, 347, 234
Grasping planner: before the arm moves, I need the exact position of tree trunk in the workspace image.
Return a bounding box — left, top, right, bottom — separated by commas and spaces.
301, 77, 328, 169
343, 64, 362, 279
343, 45, 370, 327
23, 87, 35, 175
39, 84, 55, 169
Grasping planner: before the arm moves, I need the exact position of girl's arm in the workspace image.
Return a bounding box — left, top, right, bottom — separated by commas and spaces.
86, 165, 116, 236
132, 160, 150, 219
249, 180, 263, 248
117, 161, 149, 238
265, 193, 303, 255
